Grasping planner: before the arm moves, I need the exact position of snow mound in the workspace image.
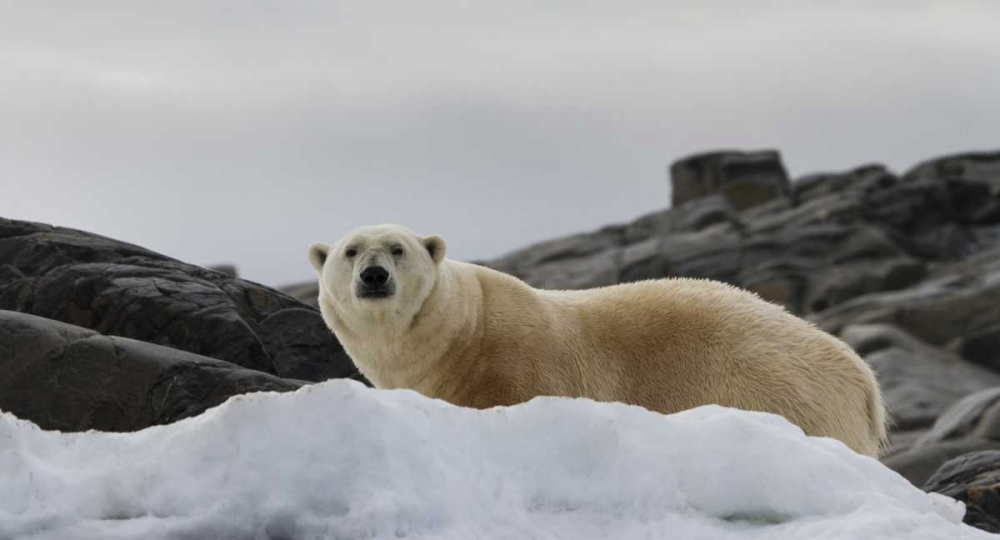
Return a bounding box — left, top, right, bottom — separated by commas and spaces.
0, 380, 990, 540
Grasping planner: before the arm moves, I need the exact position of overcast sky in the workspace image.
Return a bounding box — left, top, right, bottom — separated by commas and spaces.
2, 2, 999, 287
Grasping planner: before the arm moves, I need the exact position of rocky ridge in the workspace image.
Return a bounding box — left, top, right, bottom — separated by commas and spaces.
0, 218, 359, 383
0, 217, 361, 431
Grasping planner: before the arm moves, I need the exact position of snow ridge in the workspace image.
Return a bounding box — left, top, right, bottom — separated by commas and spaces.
0, 380, 988, 539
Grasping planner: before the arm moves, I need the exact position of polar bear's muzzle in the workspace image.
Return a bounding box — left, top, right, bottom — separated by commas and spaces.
356, 265, 395, 299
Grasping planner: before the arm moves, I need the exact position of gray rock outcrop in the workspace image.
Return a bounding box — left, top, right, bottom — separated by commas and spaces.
924, 450, 1000, 533
0, 310, 304, 432
670, 149, 790, 210
0, 218, 359, 382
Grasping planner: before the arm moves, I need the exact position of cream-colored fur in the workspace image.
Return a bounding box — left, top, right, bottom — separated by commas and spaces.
309, 224, 888, 457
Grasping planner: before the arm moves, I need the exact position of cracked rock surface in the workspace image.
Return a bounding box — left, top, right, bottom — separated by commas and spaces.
924, 450, 1000, 533
0, 310, 304, 431
0, 217, 359, 382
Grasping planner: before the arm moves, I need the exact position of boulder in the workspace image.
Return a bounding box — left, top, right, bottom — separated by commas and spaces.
621, 195, 737, 243
840, 325, 1000, 430
883, 386, 1000, 487
281, 282, 321, 308
0, 218, 360, 382
670, 150, 790, 210
522, 219, 922, 315
811, 248, 1000, 358
0, 310, 304, 432
791, 164, 896, 203
861, 178, 1000, 259
885, 439, 1000, 490
486, 226, 625, 279
916, 388, 1000, 446
882, 429, 930, 461
924, 450, 1000, 533
206, 264, 239, 278
904, 150, 1000, 192
803, 258, 925, 313
514, 246, 622, 290
962, 327, 1000, 372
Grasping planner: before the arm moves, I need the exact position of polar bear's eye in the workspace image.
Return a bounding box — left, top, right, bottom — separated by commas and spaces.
345, 247, 358, 258
391, 246, 404, 257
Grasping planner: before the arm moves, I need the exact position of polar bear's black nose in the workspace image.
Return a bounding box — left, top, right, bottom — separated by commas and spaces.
360, 266, 390, 288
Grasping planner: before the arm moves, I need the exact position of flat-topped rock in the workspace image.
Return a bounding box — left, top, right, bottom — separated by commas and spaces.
670, 149, 790, 210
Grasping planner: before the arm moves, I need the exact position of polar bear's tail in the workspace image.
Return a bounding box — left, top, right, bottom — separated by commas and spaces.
867, 375, 890, 457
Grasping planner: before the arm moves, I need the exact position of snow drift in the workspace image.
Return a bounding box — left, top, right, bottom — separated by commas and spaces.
0, 380, 990, 539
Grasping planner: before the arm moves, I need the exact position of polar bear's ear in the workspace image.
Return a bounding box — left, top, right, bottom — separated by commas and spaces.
422, 235, 446, 264
308, 243, 330, 273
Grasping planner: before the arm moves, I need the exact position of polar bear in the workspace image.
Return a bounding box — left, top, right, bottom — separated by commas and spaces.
309, 224, 887, 457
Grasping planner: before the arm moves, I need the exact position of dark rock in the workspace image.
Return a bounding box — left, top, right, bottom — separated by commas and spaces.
960, 326, 1000, 371
618, 224, 743, 286
517, 246, 622, 290
804, 259, 926, 313
739, 262, 808, 308
742, 191, 860, 236
487, 227, 624, 278
207, 264, 238, 278
884, 438, 1000, 489
801, 225, 927, 312
840, 325, 1000, 430
0, 218, 360, 383
904, 150, 1000, 191
483, 155, 1000, 322
884, 385, 1000, 488
0, 310, 304, 432
861, 178, 1000, 259
670, 150, 790, 210
882, 429, 930, 461
811, 248, 1000, 354
791, 164, 897, 203
621, 195, 738, 243
924, 450, 1000, 533
623, 222, 921, 315
917, 388, 1000, 446
279, 282, 320, 308
490, 197, 928, 314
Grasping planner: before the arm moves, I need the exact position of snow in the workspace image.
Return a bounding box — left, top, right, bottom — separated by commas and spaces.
0, 380, 991, 540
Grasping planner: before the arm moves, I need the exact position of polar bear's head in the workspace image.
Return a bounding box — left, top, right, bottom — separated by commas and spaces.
309, 224, 446, 324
